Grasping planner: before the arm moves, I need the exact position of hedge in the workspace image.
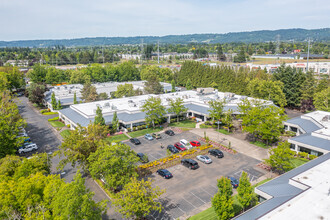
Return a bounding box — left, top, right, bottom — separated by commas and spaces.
48, 117, 59, 121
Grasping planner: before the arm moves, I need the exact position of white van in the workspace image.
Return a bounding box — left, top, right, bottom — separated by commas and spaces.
180, 139, 193, 149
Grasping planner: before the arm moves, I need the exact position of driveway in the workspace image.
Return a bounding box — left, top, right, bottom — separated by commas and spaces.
190, 128, 269, 161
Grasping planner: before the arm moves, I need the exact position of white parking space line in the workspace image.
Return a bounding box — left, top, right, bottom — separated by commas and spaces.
201, 187, 213, 197
190, 191, 207, 204
181, 196, 197, 209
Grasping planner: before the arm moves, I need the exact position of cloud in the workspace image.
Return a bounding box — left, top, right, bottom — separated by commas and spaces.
0, 0, 329, 40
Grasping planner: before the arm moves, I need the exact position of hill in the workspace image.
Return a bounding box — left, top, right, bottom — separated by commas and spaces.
0, 28, 329, 47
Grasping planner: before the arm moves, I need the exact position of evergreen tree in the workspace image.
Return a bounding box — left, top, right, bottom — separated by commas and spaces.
300, 72, 316, 112
94, 106, 105, 126
313, 87, 330, 111
216, 44, 226, 61
237, 171, 254, 211
212, 176, 234, 220
171, 80, 176, 92
56, 100, 62, 110
51, 92, 57, 110
111, 111, 119, 133
234, 46, 246, 63
186, 79, 192, 90
73, 92, 78, 104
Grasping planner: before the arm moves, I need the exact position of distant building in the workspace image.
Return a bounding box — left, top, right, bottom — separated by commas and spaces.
5, 60, 29, 67
44, 81, 175, 110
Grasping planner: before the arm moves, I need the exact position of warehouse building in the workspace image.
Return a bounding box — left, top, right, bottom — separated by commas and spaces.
58, 89, 275, 130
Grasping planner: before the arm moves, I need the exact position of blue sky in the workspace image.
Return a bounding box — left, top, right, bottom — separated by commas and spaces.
0, 0, 329, 41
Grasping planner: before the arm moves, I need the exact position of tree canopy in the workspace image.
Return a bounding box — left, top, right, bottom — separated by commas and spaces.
141, 97, 166, 128
265, 141, 295, 173
167, 98, 187, 122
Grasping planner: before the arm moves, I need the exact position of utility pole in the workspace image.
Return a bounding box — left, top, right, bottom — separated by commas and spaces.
157, 41, 160, 64
306, 38, 310, 73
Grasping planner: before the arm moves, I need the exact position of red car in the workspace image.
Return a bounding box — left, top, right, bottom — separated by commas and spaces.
174, 142, 186, 151
190, 141, 201, 147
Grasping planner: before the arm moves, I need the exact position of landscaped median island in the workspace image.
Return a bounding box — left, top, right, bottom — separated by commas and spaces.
40, 109, 58, 115
128, 127, 163, 138
137, 145, 215, 174
105, 133, 129, 143
198, 137, 237, 154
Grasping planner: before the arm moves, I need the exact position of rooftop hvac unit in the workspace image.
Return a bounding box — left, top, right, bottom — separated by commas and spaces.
96, 104, 102, 109
103, 102, 110, 108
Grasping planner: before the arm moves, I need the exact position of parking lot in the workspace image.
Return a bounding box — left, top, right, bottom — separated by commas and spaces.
123, 130, 206, 162
123, 129, 267, 219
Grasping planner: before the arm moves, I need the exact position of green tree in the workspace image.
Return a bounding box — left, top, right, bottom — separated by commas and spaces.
186, 79, 192, 90
56, 99, 62, 110
69, 70, 91, 84
234, 46, 246, 63
111, 177, 164, 220
73, 91, 78, 104
141, 97, 166, 128
81, 82, 98, 103
216, 44, 226, 61
167, 98, 187, 122
2, 67, 25, 91
0, 91, 26, 158
88, 143, 139, 191
239, 100, 287, 145
208, 100, 226, 130
111, 111, 119, 133
51, 92, 57, 110
27, 64, 47, 83
114, 83, 135, 98
50, 171, 106, 219
237, 171, 254, 211
212, 176, 234, 220
144, 74, 164, 94
222, 109, 234, 132
247, 79, 287, 107
272, 65, 306, 108
98, 92, 109, 100
265, 141, 295, 174
300, 72, 316, 112
171, 80, 176, 92
94, 106, 105, 126
56, 124, 108, 172
27, 83, 46, 106
313, 87, 330, 111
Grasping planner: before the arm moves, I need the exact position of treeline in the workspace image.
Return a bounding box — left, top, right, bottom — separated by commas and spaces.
1, 28, 329, 47
177, 61, 330, 110
1, 40, 329, 66
28, 62, 174, 85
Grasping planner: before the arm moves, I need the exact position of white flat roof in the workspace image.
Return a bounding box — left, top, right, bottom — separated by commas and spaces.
70, 90, 273, 118
260, 158, 330, 220
304, 111, 330, 137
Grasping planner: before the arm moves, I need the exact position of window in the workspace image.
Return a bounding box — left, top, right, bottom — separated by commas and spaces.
290, 144, 296, 150
284, 125, 288, 130
290, 127, 298, 132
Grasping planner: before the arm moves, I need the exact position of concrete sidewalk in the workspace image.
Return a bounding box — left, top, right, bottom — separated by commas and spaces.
190, 128, 269, 161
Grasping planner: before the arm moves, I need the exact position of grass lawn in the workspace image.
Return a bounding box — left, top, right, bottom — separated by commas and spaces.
49, 121, 65, 128
60, 129, 72, 138
253, 178, 272, 189
129, 127, 163, 138
43, 112, 58, 115
291, 158, 309, 168
106, 133, 129, 143
169, 120, 196, 128
190, 195, 243, 220
216, 128, 231, 135
250, 141, 269, 149
200, 124, 215, 129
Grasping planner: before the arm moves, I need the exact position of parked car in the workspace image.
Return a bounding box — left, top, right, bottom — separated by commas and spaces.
196, 155, 212, 164
144, 133, 153, 141
167, 145, 179, 154
18, 143, 38, 154
165, 129, 175, 136
209, 149, 224, 158
24, 137, 31, 143
190, 141, 201, 147
180, 139, 193, 149
228, 176, 239, 188
137, 153, 149, 163
174, 142, 186, 151
152, 133, 161, 139
181, 159, 199, 170
156, 169, 173, 179
130, 138, 141, 145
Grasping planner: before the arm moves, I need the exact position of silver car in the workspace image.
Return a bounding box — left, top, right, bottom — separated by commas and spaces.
18, 143, 38, 154
196, 155, 212, 164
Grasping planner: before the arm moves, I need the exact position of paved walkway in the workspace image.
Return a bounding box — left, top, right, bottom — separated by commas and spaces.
190, 128, 269, 161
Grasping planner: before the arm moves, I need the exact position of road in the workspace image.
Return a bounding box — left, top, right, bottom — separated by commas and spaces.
17, 96, 113, 219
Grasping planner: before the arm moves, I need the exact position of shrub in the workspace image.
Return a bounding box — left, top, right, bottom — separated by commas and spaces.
170, 118, 176, 123
66, 124, 70, 128
309, 154, 317, 160
298, 152, 308, 159
40, 109, 49, 114
205, 121, 211, 125
127, 128, 132, 132
48, 117, 59, 121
